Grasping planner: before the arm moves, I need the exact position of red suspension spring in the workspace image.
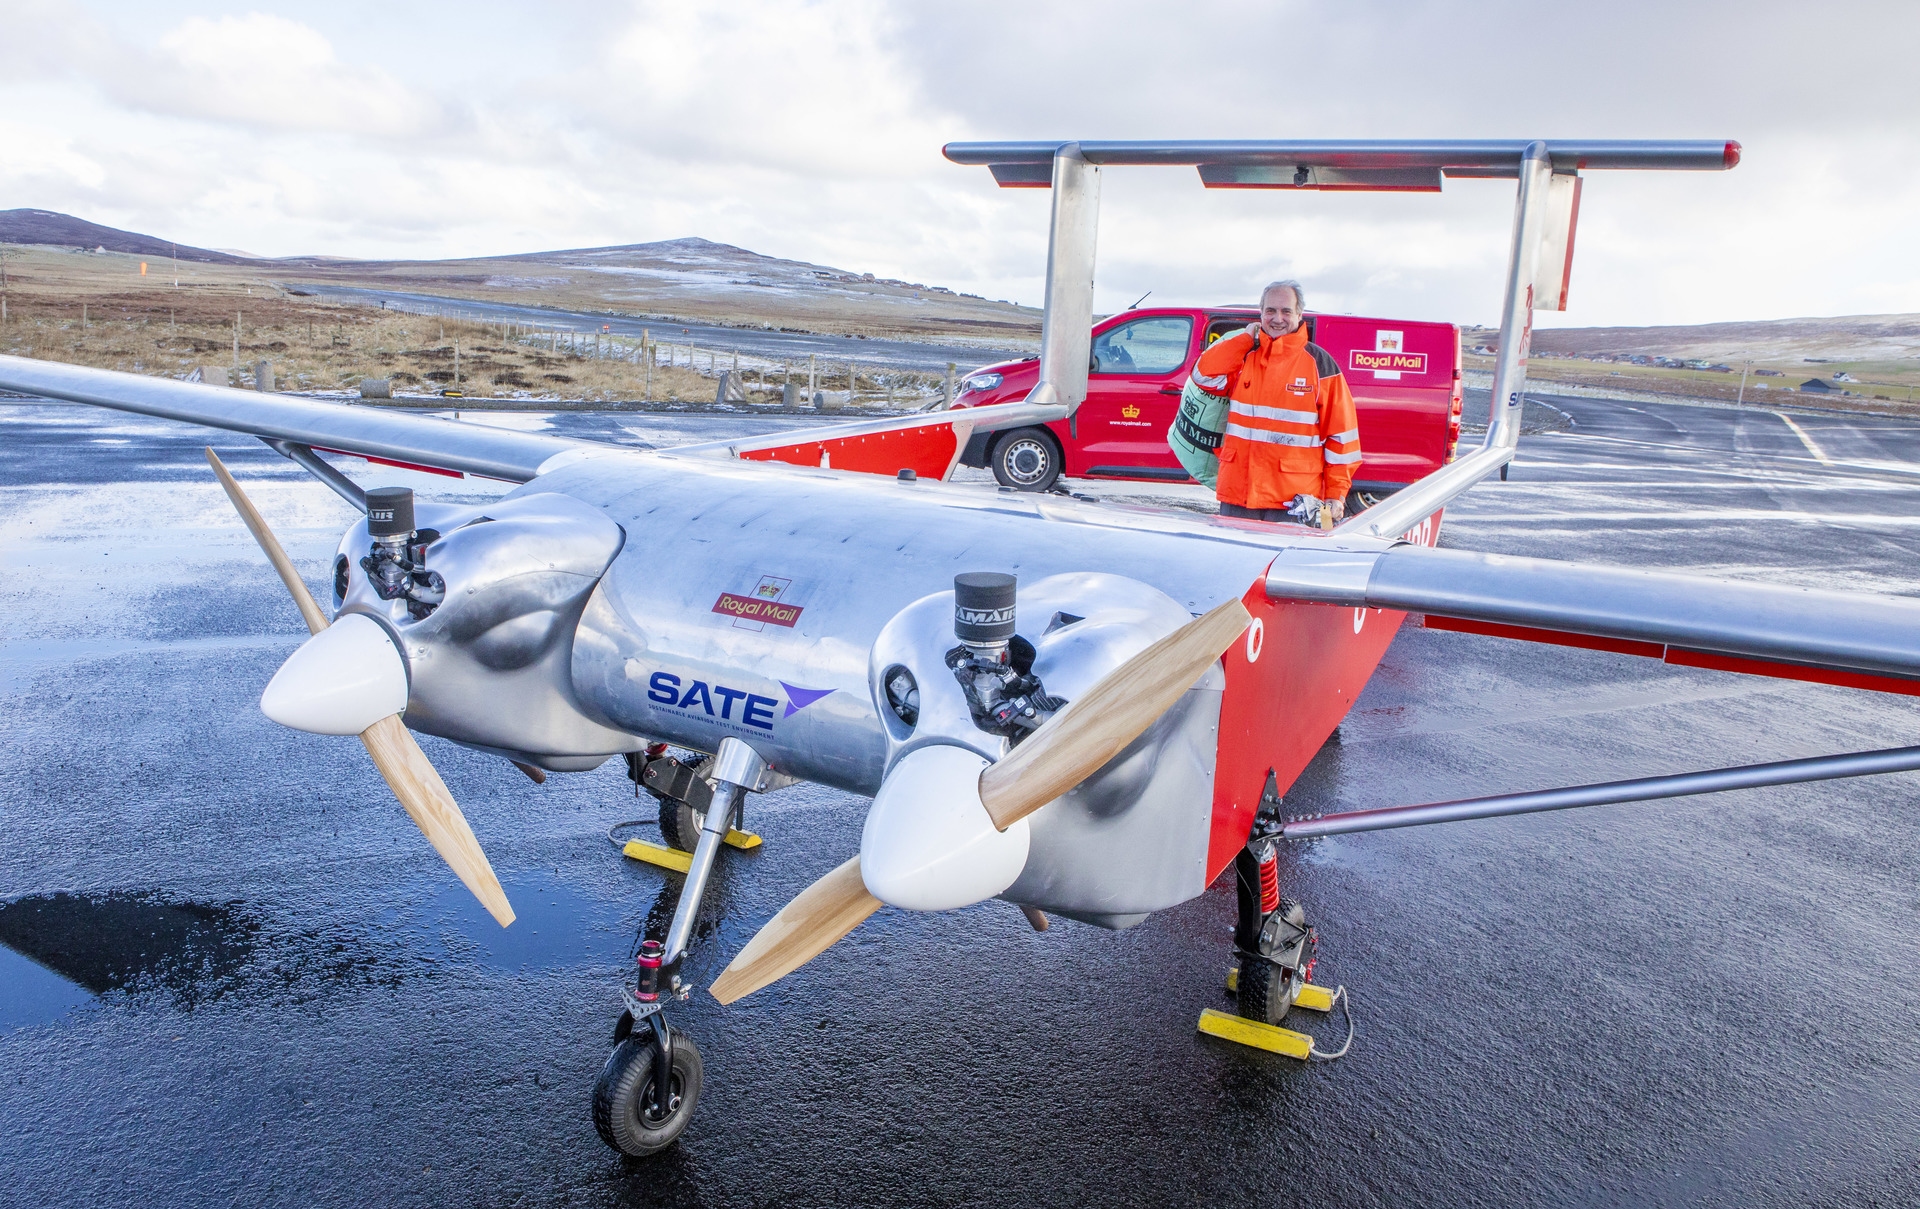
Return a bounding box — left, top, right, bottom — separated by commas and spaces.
1257, 841, 1279, 915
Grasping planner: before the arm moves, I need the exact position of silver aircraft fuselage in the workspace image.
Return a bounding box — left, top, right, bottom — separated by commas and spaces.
338, 449, 1307, 793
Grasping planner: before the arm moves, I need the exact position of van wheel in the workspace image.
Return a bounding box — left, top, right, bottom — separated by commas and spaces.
1345, 487, 1396, 515
991, 428, 1061, 492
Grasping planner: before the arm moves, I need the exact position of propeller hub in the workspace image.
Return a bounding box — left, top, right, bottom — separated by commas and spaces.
860, 744, 1030, 912
260, 613, 409, 735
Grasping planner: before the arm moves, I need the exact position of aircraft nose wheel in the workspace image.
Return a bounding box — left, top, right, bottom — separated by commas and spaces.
593, 1024, 703, 1157
593, 938, 704, 1157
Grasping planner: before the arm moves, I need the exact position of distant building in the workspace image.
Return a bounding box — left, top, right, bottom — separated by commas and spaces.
1833, 372, 1857, 383
1756, 369, 1783, 376
1799, 378, 1834, 392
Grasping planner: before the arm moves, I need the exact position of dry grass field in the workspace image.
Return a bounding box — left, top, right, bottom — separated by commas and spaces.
1468, 314, 1920, 414
0, 245, 951, 406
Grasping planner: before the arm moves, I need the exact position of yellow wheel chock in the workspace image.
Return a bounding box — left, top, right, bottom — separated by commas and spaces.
1196, 1009, 1316, 1059
622, 839, 692, 872
622, 829, 762, 872
1294, 983, 1335, 1012
1205, 971, 1348, 1058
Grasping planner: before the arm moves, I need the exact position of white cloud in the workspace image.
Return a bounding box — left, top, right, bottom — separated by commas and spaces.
116, 13, 455, 138
0, 0, 1913, 328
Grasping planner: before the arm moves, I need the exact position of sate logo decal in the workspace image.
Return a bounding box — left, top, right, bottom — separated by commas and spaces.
1350, 330, 1427, 379
645, 674, 836, 731
713, 575, 802, 630
1120, 404, 1141, 419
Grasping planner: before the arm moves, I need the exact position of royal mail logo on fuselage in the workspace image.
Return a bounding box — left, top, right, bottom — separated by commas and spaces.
1350, 349, 1428, 374
715, 574, 802, 630
713, 593, 803, 627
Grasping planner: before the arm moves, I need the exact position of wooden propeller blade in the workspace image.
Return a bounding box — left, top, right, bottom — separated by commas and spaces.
206, 448, 328, 637
206, 447, 515, 928
978, 596, 1252, 831
709, 855, 881, 1005
359, 715, 515, 927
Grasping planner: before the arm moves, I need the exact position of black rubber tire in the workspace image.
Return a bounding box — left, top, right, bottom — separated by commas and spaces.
592, 1027, 703, 1157
657, 800, 704, 853
1345, 487, 1395, 516
1237, 954, 1293, 1026
990, 428, 1062, 492
1237, 897, 1314, 1025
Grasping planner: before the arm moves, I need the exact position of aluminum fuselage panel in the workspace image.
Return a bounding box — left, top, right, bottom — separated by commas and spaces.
557, 452, 1303, 794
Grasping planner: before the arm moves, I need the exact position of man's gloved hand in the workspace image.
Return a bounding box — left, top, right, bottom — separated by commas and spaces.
1324, 496, 1347, 523
1286, 493, 1322, 523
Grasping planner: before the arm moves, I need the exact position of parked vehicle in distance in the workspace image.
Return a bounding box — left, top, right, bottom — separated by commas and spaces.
952, 306, 1463, 503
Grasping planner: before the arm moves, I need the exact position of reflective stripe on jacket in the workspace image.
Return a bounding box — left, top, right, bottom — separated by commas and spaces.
1195, 325, 1361, 510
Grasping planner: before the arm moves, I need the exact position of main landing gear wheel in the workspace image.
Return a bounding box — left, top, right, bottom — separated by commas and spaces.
657, 800, 704, 853
593, 1027, 703, 1157
1238, 897, 1317, 1026
990, 428, 1062, 492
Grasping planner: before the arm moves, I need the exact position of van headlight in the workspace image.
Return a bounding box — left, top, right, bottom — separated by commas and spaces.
961, 373, 1003, 393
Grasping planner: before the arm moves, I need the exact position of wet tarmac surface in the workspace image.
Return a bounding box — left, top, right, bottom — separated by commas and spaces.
3, 394, 1920, 1206
299, 285, 1029, 374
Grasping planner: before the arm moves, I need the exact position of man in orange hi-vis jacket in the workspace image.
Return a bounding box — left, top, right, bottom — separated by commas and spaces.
1193, 280, 1361, 525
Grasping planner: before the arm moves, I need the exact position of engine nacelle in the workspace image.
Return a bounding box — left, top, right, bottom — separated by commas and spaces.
333, 492, 644, 771
867, 573, 1224, 929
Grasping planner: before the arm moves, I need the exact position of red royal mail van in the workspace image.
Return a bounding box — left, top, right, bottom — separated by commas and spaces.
952, 306, 1463, 503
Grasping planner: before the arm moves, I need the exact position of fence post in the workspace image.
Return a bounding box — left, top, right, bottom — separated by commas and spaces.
945, 363, 956, 409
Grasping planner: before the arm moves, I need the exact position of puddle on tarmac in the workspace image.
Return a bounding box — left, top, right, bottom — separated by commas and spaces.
394, 871, 620, 974
0, 892, 260, 1029
2, 872, 628, 1029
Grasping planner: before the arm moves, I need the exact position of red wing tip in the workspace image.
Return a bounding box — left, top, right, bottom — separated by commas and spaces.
1724, 141, 1742, 169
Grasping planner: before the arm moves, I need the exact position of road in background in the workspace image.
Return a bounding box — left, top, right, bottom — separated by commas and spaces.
3, 393, 1919, 1207
295, 285, 1031, 375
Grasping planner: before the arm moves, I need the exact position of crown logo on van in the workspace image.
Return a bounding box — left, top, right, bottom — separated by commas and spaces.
1120, 404, 1140, 419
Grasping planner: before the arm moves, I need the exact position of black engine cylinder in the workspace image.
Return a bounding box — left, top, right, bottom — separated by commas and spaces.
366, 486, 415, 539
953, 572, 1016, 644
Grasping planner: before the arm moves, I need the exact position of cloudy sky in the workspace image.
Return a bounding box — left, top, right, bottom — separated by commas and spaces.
5, 0, 1916, 328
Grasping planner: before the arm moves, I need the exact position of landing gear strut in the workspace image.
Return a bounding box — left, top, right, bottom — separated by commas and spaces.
594, 940, 703, 1155
1232, 839, 1317, 1025
593, 736, 769, 1158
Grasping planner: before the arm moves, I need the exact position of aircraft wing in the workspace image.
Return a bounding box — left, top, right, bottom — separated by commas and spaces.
0, 353, 591, 482
1266, 542, 1920, 694
661, 397, 1065, 479
0, 354, 1059, 484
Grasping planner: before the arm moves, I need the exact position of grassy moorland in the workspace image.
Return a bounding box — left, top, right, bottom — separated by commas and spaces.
0, 246, 951, 406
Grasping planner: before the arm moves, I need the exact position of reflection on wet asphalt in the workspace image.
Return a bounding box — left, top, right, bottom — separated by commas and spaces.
3, 395, 1920, 1207
0, 892, 258, 1006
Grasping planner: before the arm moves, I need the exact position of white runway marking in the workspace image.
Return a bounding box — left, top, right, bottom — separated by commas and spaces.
1774, 412, 1834, 466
